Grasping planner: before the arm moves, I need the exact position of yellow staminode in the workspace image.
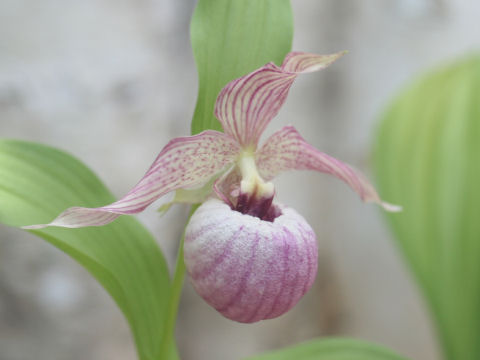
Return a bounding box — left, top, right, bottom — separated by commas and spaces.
237, 151, 274, 199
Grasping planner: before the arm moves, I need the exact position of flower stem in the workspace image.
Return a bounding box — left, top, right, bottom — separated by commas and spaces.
158, 205, 198, 360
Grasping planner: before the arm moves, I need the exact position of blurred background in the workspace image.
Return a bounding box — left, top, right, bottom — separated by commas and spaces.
0, 0, 479, 359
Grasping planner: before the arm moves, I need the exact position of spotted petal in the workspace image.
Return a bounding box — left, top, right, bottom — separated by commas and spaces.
257, 126, 401, 212
215, 51, 346, 147
24, 131, 240, 229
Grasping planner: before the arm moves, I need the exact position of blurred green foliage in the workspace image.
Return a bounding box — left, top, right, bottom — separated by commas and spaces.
375, 55, 480, 360
246, 338, 408, 360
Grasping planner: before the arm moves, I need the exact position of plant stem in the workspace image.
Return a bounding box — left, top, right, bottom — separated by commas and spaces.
158, 206, 198, 360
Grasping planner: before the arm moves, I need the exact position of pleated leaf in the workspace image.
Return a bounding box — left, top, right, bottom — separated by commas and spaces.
375, 56, 480, 360
245, 338, 408, 360
190, 0, 293, 134
0, 139, 176, 360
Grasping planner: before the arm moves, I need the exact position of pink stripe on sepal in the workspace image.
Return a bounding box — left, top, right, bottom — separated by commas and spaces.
257, 126, 401, 212
281, 51, 347, 73
23, 131, 240, 229
214, 51, 346, 147
184, 199, 318, 323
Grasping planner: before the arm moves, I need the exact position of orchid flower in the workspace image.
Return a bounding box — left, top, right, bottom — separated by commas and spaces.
25, 51, 400, 323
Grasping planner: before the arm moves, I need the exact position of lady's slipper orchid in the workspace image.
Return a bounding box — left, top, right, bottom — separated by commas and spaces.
25, 51, 400, 323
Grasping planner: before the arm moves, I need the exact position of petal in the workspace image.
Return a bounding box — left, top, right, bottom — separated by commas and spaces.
24, 131, 240, 229
281, 51, 347, 73
257, 126, 401, 212
184, 198, 318, 323
212, 165, 239, 208
215, 51, 346, 147
157, 175, 219, 216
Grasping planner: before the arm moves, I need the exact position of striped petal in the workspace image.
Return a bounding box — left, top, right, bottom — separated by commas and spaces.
257, 126, 401, 212
184, 198, 318, 323
24, 131, 240, 229
215, 51, 346, 147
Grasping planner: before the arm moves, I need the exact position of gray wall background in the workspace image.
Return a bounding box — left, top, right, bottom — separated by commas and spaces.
1, 1, 479, 359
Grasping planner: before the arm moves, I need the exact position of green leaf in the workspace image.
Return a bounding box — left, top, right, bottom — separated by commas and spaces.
190, 0, 293, 134
0, 139, 175, 360
374, 55, 480, 360
245, 338, 408, 360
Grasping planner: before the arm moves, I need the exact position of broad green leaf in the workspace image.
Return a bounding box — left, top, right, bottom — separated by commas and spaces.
245, 338, 408, 360
374, 56, 480, 360
0, 139, 176, 360
190, 0, 293, 134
